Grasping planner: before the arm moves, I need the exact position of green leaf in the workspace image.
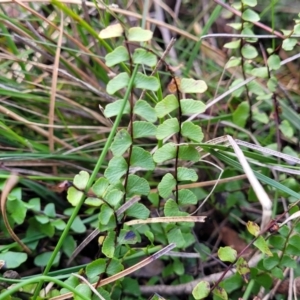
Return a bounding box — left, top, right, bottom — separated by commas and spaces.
178, 145, 200, 161
99, 23, 123, 39
164, 199, 188, 217
281, 255, 297, 268
224, 40, 241, 49
230, 78, 245, 97
227, 23, 242, 30
0, 251, 27, 268
288, 234, 300, 249
28, 219, 55, 237
104, 189, 124, 207
110, 129, 132, 156
134, 73, 160, 91
52, 219, 66, 230
226, 57, 242, 68
118, 229, 138, 244
279, 120, 294, 139
44, 203, 56, 218
263, 253, 279, 270
173, 258, 184, 275
62, 235, 76, 258
255, 273, 272, 289
7, 198, 26, 224
105, 46, 129, 67
158, 173, 176, 198
134, 100, 157, 122
132, 48, 157, 67
73, 170, 90, 190
6, 187, 22, 200
267, 54, 281, 70
232, 101, 250, 128
241, 44, 258, 59
104, 99, 130, 118
248, 81, 265, 96
85, 198, 105, 208
181, 122, 204, 142
167, 227, 185, 248
156, 118, 179, 140
130, 146, 155, 170
107, 72, 130, 95
92, 177, 110, 197
254, 236, 273, 256
252, 108, 269, 124
104, 156, 128, 183
218, 246, 237, 263
155, 95, 178, 118
86, 258, 107, 279
71, 216, 86, 233
67, 187, 84, 206
269, 235, 285, 250
246, 221, 260, 237
192, 281, 210, 300
267, 76, 278, 92
222, 273, 243, 293
212, 286, 228, 300
282, 38, 297, 51
271, 267, 284, 280
74, 284, 91, 300
177, 167, 198, 181
242, 27, 257, 43
126, 203, 150, 219
180, 99, 206, 115
133, 121, 157, 138
122, 278, 142, 297
98, 214, 116, 232
285, 244, 299, 256
28, 198, 41, 212
99, 204, 115, 225
128, 27, 153, 42
179, 78, 207, 93
236, 257, 250, 283
102, 231, 116, 258
242, 0, 257, 7
250, 67, 268, 78
178, 189, 198, 205
242, 9, 260, 22
153, 143, 177, 163
126, 174, 150, 196
35, 215, 49, 224
34, 251, 61, 267
294, 24, 300, 34
106, 258, 124, 275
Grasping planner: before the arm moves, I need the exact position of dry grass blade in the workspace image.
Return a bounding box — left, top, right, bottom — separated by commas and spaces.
71, 273, 106, 300
0, 174, 31, 254
49, 11, 64, 172
226, 136, 272, 230
124, 216, 206, 226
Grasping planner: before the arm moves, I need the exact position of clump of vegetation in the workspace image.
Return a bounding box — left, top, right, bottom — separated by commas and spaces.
1, 1, 300, 299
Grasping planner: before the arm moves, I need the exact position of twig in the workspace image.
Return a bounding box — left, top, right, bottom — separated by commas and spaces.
0, 174, 31, 254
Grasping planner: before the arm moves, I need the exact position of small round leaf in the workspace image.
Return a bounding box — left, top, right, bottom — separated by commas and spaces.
218, 246, 237, 263
128, 27, 153, 42
73, 170, 90, 190
192, 281, 210, 299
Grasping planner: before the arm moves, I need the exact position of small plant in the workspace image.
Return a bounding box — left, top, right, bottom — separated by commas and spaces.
1, 1, 300, 300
